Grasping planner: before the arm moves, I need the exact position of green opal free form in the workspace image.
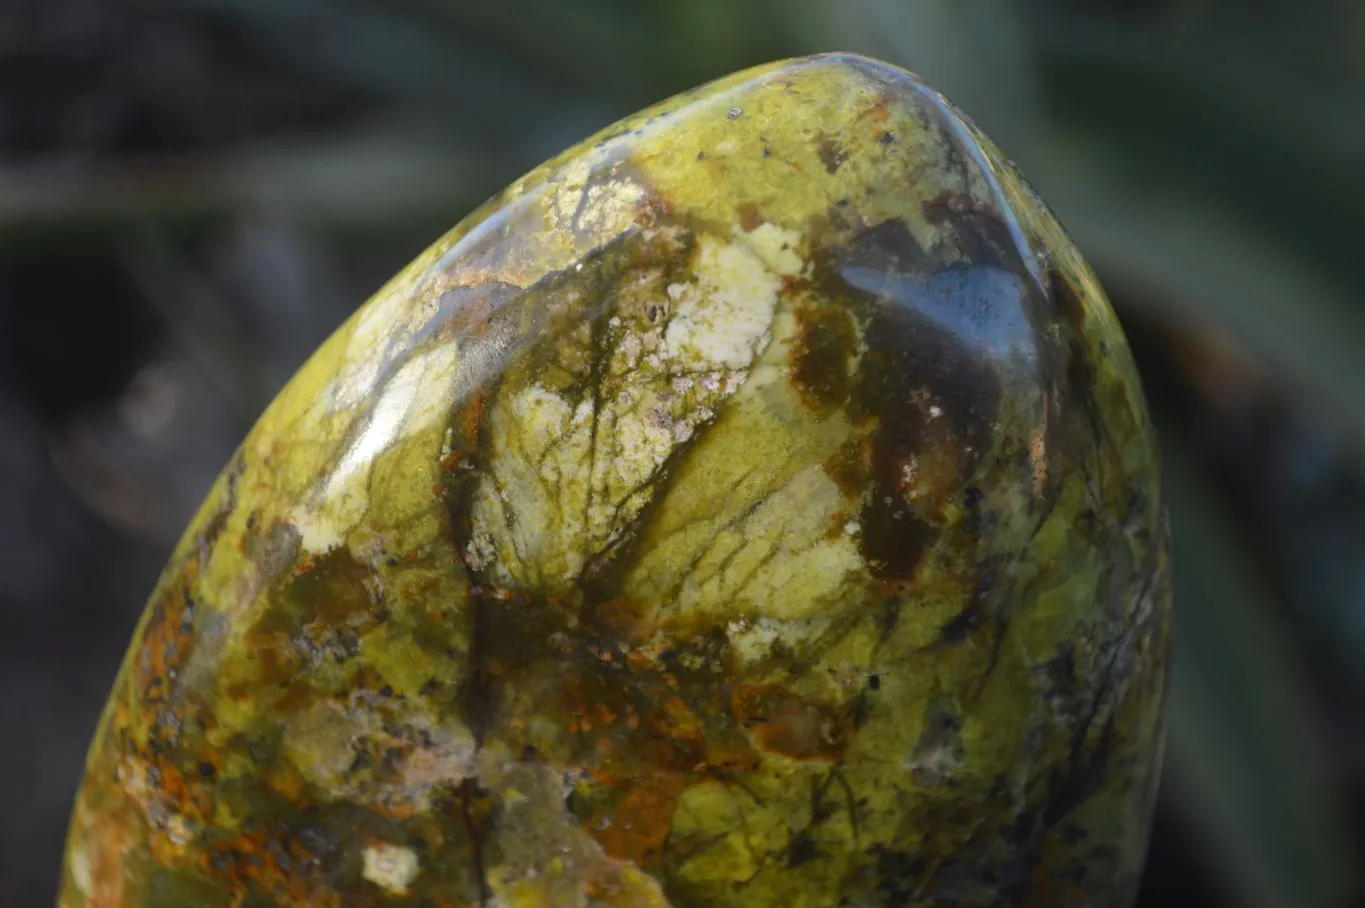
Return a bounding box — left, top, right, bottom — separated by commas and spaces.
61, 54, 1170, 907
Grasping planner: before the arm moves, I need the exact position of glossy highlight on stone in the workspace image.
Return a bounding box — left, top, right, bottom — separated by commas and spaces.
60, 54, 1170, 907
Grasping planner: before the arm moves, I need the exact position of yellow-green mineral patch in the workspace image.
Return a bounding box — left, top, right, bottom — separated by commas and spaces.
60, 53, 1169, 908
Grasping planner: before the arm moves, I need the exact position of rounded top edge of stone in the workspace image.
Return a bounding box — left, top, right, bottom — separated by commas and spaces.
505, 52, 954, 182
756, 51, 932, 90
679, 51, 950, 127
711, 52, 957, 121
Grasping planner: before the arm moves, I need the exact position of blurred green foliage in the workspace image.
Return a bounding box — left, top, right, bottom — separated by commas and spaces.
2, 1, 1363, 905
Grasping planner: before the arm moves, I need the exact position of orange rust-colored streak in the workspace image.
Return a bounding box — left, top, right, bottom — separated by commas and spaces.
133, 571, 197, 695
109, 559, 223, 866
73, 793, 140, 908
732, 684, 850, 762
857, 93, 893, 125
591, 773, 687, 866
454, 387, 489, 452
1029, 427, 1047, 495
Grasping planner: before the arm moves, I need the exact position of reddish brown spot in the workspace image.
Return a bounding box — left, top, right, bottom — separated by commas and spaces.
70, 797, 141, 908
273, 680, 320, 715
278, 546, 380, 631
635, 191, 672, 227
263, 759, 307, 802
587, 594, 649, 643
455, 386, 489, 450
232, 633, 295, 690
732, 685, 849, 761
737, 201, 765, 232
592, 773, 687, 865
818, 136, 848, 174
439, 448, 471, 471
860, 94, 892, 124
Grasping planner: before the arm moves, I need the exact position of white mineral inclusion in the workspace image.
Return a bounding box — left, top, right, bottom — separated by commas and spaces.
293, 342, 459, 554
363, 842, 420, 896
462, 224, 807, 591
664, 229, 797, 371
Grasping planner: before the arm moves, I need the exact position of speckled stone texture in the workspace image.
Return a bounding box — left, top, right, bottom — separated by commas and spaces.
60, 53, 1170, 908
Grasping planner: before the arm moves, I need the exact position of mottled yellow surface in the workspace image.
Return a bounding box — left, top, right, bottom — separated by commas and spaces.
61, 53, 1168, 908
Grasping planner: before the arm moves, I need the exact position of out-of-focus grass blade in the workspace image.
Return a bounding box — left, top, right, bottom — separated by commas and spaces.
0, 128, 497, 232
1162, 433, 1357, 908
172, 0, 598, 150
1034, 144, 1365, 463
391, 0, 654, 93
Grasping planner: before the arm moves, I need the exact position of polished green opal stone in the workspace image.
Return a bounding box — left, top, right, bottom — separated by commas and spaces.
61, 54, 1169, 907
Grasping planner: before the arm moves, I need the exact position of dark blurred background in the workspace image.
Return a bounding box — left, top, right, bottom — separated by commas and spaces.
2, 0, 1363, 905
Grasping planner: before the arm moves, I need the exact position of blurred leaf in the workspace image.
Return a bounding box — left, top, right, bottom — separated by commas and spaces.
173, 0, 615, 156
848, 0, 1042, 137
1034, 142, 1365, 465
1162, 432, 1357, 908
120, 226, 268, 416
0, 126, 498, 232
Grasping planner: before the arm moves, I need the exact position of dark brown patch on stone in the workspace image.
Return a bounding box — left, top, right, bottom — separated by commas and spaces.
1048, 267, 1086, 335
1047, 267, 1107, 470
842, 218, 931, 275
461, 587, 582, 747
824, 438, 871, 498
557, 627, 712, 775
845, 304, 998, 579
790, 304, 857, 411
818, 136, 848, 174
732, 685, 849, 761
592, 773, 687, 866
818, 218, 1009, 579
923, 192, 1021, 271
237, 545, 378, 690
737, 201, 765, 232
859, 491, 938, 583
278, 547, 379, 631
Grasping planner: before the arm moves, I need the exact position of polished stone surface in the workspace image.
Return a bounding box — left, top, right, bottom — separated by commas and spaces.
61, 53, 1169, 907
